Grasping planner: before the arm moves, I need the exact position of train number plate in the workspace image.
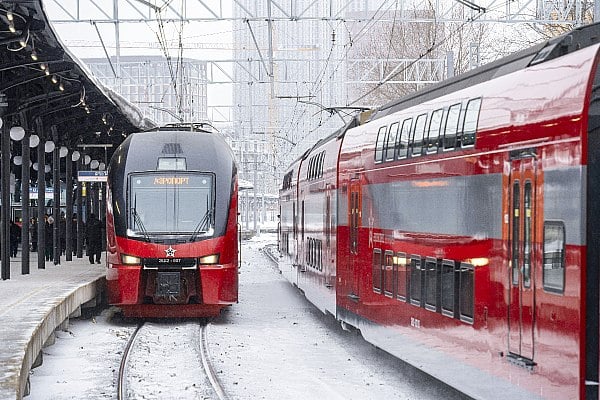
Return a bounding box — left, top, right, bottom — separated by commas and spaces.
156, 272, 180, 296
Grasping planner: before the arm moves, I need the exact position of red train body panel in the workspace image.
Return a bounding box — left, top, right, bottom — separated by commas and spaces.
106, 126, 238, 318
279, 23, 600, 399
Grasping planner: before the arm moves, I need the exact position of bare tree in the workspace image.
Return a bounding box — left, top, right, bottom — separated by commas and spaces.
346, 3, 489, 107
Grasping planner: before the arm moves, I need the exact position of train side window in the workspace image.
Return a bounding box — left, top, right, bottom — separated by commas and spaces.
301, 200, 305, 241
396, 252, 408, 301
396, 118, 412, 159
385, 122, 399, 162
459, 263, 474, 324
425, 109, 444, 154
511, 181, 520, 286
375, 126, 388, 163
523, 181, 532, 288
318, 153, 322, 177
373, 249, 383, 294
440, 260, 456, 318
543, 221, 565, 294
318, 240, 323, 271
410, 114, 427, 157
293, 202, 296, 239
384, 250, 394, 297
443, 103, 461, 150
424, 257, 438, 311
410, 255, 423, 306
325, 193, 331, 247
461, 98, 481, 148
319, 152, 325, 178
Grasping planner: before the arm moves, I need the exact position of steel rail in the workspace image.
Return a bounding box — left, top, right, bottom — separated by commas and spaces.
199, 323, 229, 400
117, 322, 144, 400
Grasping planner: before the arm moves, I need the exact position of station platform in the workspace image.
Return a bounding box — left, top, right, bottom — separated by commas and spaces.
0, 253, 106, 400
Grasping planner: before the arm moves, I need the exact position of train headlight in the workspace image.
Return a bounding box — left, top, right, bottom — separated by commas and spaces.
121, 254, 142, 265
199, 254, 219, 265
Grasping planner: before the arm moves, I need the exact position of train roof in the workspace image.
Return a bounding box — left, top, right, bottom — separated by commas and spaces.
294, 116, 360, 164
373, 22, 600, 120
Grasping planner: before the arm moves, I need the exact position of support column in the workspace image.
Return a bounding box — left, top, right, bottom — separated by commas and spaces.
51, 127, 60, 265
0, 95, 10, 279
20, 113, 30, 274
76, 159, 83, 258
65, 148, 73, 261
36, 118, 45, 269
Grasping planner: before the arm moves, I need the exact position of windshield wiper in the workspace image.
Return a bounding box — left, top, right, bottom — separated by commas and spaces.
131, 206, 151, 242
189, 209, 212, 242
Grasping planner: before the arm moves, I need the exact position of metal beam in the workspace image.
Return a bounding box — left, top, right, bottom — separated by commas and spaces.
46, 0, 589, 24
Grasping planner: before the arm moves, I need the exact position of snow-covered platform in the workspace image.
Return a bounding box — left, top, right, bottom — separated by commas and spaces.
0, 255, 105, 400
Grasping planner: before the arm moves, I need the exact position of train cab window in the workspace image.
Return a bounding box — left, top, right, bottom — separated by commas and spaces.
424, 258, 438, 311
409, 255, 423, 306
440, 260, 456, 318
373, 249, 383, 294
543, 221, 565, 293
459, 263, 474, 324
385, 123, 399, 161
396, 118, 412, 159
128, 172, 214, 237
396, 252, 408, 301
443, 103, 461, 150
425, 109, 444, 154
461, 98, 482, 148
375, 126, 388, 163
410, 114, 427, 157
383, 250, 394, 297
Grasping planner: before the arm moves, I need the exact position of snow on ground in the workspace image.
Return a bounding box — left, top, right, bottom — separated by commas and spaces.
28, 309, 136, 399
126, 321, 213, 399
28, 234, 467, 400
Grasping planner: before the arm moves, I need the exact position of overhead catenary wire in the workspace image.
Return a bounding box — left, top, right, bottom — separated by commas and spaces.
349, 11, 485, 106
282, 5, 487, 152
281, 0, 409, 148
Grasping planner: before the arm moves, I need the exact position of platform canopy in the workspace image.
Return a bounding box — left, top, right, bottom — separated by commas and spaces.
0, 0, 156, 153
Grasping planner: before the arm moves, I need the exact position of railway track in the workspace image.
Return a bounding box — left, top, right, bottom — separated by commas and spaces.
117, 320, 228, 399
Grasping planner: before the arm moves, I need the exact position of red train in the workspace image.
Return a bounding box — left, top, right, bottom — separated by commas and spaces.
279, 22, 600, 399
106, 124, 238, 318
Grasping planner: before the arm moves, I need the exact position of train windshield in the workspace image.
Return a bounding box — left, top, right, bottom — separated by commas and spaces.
127, 172, 214, 238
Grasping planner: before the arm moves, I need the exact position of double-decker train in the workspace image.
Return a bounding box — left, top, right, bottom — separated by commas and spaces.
106, 124, 238, 318
279, 23, 600, 399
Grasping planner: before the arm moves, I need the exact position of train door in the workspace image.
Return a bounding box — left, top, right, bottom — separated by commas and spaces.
348, 179, 361, 300
507, 156, 537, 363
